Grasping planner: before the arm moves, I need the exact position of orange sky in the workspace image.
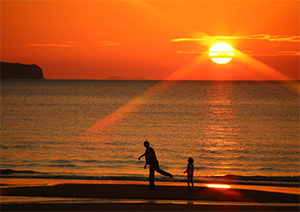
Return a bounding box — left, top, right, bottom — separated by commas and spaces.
1, 0, 299, 80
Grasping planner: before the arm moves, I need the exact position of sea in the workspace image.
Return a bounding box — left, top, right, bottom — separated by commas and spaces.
1, 80, 299, 187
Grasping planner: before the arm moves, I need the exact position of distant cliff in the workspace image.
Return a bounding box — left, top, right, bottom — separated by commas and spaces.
1, 62, 44, 79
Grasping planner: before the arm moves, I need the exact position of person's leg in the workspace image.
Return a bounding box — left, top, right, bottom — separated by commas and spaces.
191, 176, 194, 188
149, 164, 155, 188
155, 161, 173, 178
187, 175, 191, 189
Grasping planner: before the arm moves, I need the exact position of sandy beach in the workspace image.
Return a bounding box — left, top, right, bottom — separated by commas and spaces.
1, 180, 299, 211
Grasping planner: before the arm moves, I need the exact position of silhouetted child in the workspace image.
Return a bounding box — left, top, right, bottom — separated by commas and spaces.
184, 157, 194, 190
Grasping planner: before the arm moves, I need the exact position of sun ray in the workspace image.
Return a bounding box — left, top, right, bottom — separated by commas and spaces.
78, 81, 174, 140
233, 50, 294, 81
126, 0, 211, 39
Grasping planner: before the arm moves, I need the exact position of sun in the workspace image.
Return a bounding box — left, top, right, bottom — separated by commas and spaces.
209, 42, 234, 64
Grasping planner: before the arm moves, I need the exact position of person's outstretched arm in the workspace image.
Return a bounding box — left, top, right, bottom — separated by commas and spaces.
138, 152, 146, 160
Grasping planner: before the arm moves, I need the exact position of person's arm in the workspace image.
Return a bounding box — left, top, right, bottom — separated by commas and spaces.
183, 164, 188, 173
138, 151, 146, 160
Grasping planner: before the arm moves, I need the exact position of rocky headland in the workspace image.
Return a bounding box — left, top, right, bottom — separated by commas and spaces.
1, 62, 44, 79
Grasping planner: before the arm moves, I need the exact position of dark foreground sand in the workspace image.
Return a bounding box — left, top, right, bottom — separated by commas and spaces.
2, 202, 300, 211
1, 183, 299, 211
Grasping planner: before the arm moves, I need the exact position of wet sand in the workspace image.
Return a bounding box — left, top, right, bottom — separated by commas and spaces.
1, 182, 299, 211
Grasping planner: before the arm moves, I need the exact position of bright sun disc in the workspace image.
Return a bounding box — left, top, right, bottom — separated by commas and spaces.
209, 42, 234, 64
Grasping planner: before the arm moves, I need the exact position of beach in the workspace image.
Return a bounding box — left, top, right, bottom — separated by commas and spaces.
1, 178, 299, 211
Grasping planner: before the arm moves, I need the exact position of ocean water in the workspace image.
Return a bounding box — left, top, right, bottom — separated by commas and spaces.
1, 80, 299, 185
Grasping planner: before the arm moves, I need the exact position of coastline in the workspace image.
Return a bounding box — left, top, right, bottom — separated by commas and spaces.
1, 178, 299, 211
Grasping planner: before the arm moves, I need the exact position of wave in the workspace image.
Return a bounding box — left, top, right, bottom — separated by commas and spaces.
0, 169, 43, 175
0, 145, 9, 149
1, 169, 299, 188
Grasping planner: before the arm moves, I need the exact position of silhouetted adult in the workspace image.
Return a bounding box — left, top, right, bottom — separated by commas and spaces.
138, 141, 173, 188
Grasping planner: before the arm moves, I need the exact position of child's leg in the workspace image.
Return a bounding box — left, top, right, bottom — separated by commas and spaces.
191, 176, 194, 187
187, 175, 191, 187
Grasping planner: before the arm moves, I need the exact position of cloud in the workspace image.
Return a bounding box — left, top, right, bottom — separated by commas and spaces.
176, 49, 300, 56
243, 34, 300, 42
28, 43, 79, 47
243, 50, 300, 57
98, 41, 122, 46
176, 50, 205, 54
172, 34, 300, 56
171, 34, 300, 43
28, 41, 122, 48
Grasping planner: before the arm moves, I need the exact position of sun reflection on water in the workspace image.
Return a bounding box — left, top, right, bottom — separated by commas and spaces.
205, 184, 231, 189
203, 82, 240, 151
